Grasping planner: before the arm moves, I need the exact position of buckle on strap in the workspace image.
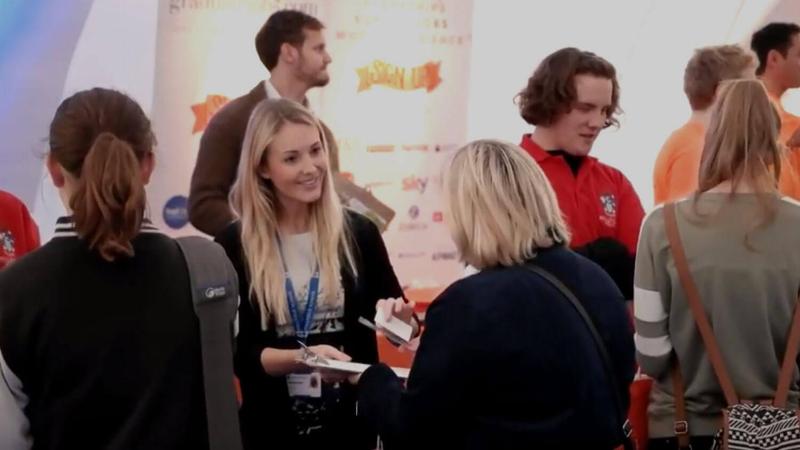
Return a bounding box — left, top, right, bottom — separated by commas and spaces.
674, 420, 689, 435
622, 419, 633, 438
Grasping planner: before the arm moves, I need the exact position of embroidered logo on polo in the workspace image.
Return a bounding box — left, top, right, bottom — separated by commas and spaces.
0, 230, 16, 257
599, 194, 617, 228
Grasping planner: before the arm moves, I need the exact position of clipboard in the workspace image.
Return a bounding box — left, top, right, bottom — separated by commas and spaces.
304, 358, 410, 379
297, 341, 410, 379
333, 173, 395, 233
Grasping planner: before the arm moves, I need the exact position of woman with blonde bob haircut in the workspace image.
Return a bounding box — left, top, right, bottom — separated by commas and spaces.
351, 139, 635, 450
446, 139, 570, 269
215, 99, 412, 450
635, 79, 800, 450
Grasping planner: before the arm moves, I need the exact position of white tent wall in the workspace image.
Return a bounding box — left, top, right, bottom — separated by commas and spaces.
18, 0, 799, 240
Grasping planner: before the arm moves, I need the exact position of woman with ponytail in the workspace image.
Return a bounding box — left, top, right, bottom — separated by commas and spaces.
0, 88, 216, 449
635, 80, 800, 449
215, 98, 415, 450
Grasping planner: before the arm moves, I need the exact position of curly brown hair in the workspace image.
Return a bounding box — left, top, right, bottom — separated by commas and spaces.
516, 48, 621, 128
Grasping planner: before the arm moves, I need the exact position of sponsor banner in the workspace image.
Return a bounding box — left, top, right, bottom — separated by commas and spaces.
148, 0, 310, 236
162, 195, 190, 230
149, 0, 472, 291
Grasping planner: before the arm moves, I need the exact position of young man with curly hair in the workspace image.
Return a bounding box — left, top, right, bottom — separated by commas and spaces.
516, 47, 644, 300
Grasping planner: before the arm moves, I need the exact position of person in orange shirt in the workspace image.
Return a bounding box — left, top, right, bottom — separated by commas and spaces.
752, 22, 800, 199
652, 45, 754, 205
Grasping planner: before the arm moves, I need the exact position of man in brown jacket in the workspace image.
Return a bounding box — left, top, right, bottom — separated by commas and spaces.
188, 9, 339, 236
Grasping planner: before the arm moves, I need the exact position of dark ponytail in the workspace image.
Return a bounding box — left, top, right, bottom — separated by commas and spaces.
70, 132, 146, 261
49, 88, 155, 261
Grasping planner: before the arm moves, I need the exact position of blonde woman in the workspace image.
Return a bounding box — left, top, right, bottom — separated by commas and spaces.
635, 79, 800, 450
215, 99, 414, 450
351, 140, 635, 449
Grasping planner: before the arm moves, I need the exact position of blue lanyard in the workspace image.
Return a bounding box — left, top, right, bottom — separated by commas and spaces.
277, 235, 320, 343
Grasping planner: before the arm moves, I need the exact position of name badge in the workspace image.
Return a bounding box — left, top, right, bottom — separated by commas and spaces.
287, 373, 321, 398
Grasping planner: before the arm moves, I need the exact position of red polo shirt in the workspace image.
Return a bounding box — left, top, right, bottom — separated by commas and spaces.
0, 190, 40, 269
520, 134, 644, 254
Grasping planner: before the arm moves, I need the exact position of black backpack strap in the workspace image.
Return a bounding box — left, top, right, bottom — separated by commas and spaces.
525, 264, 633, 448
176, 236, 242, 450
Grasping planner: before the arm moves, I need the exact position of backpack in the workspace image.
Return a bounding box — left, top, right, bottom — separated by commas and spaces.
176, 236, 243, 450
664, 202, 800, 450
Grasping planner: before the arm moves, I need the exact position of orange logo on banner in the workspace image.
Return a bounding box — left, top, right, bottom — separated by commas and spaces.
191, 94, 229, 134
356, 60, 442, 92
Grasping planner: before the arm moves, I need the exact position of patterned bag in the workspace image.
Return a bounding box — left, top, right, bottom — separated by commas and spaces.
723, 404, 800, 449
664, 202, 800, 450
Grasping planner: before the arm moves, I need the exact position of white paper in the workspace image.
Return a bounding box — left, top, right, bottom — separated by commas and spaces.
374, 308, 414, 343
305, 359, 410, 379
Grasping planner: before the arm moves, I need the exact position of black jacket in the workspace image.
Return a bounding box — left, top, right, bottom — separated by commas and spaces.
215, 211, 403, 450
0, 218, 208, 450
357, 245, 635, 450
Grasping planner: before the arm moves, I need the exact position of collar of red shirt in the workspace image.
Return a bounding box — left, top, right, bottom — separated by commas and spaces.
518, 133, 598, 166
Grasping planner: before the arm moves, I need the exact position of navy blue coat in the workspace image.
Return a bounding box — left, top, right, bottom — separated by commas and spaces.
357, 245, 635, 450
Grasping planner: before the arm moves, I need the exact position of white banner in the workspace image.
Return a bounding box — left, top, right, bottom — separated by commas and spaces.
149, 0, 473, 298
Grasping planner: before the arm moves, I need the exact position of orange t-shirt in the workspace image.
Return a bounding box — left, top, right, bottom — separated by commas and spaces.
652, 121, 705, 205
770, 92, 800, 200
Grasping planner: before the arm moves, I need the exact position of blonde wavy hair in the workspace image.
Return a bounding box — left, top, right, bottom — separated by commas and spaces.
444, 139, 570, 269
230, 99, 355, 329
